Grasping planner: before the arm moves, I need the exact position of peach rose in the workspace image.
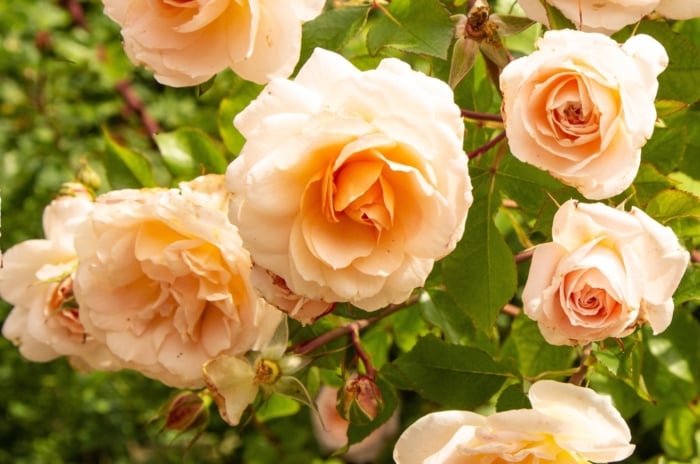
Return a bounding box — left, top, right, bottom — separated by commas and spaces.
394, 380, 635, 464
1, 192, 118, 371
522, 199, 689, 345
102, 0, 325, 86
500, 29, 667, 200
226, 48, 473, 312
73, 175, 282, 388
517, 0, 700, 33
312, 385, 400, 463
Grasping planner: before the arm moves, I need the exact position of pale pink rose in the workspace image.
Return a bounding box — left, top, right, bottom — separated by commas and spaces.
312, 385, 400, 463
102, 0, 325, 86
73, 175, 283, 388
522, 199, 689, 345
226, 48, 473, 312
250, 265, 334, 325
500, 29, 667, 200
394, 380, 635, 464
518, 0, 700, 32
0, 194, 118, 371
655, 0, 700, 19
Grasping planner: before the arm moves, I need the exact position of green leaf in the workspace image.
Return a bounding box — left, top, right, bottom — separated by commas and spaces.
366, 0, 453, 59
636, 21, 700, 104
495, 383, 530, 412
154, 127, 227, 181
299, 6, 369, 67
490, 15, 536, 36
540, 1, 576, 30
255, 393, 301, 422
441, 163, 518, 332
101, 127, 156, 188
674, 264, 700, 305
418, 288, 477, 346
218, 79, 264, 156
501, 316, 577, 379
662, 407, 698, 460
382, 335, 516, 409
347, 375, 398, 446
646, 189, 700, 239
642, 126, 688, 174
629, 163, 675, 207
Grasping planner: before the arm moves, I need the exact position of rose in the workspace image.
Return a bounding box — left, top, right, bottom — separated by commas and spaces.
0, 191, 118, 371
312, 385, 400, 463
500, 29, 667, 200
102, 0, 325, 86
517, 0, 700, 33
393, 380, 635, 464
226, 48, 473, 313
73, 175, 282, 388
522, 199, 689, 345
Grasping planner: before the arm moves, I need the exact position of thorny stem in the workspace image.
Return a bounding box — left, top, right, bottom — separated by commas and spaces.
351, 326, 377, 378
291, 293, 420, 356
460, 109, 504, 123
467, 130, 507, 159
115, 80, 162, 143
514, 248, 535, 264
569, 343, 592, 386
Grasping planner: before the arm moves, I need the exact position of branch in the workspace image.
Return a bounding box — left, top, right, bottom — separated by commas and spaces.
460, 109, 504, 123
291, 293, 420, 356
467, 130, 507, 159
115, 80, 161, 141
569, 343, 592, 386
514, 248, 535, 263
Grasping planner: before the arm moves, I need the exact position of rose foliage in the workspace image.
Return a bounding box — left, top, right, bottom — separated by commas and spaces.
0, 1, 699, 463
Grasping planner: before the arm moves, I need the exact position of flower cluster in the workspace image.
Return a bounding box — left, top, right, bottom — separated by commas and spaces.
1, 0, 696, 461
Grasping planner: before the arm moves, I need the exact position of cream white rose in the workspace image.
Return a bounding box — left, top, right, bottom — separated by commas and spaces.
73, 175, 282, 388
522, 199, 689, 345
500, 29, 667, 200
312, 385, 400, 463
517, 0, 700, 33
102, 0, 325, 86
226, 48, 473, 312
1, 193, 118, 371
394, 380, 635, 464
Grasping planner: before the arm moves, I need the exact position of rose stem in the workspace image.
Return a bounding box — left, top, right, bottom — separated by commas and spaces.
351, 326, 377, 378
568, 343, 592, 386
514, 248, 535, 263
291, 293, 420, 356
467, 130, 507, 159
460, 109, 504, 122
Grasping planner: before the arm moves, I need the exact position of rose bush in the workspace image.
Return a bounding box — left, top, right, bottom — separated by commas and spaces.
73, 175, 282, 388
102, 0, 325, 86
1, 190, 118, 371
522, 199, 689, 345
393, 380, 635, 464
226, 48, 473, 313
517, 0, 700, 33
500, 29, 667, 200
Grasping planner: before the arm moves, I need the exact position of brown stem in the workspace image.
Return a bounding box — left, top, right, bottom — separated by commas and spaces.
61, 0, 88, 30
291, 293, 419, 356
514, 248, 535, 264
115, 80, 161, 141
351, 327, 377, 378
569, 343, 592, 386
460, 109, 504, 122
467, 130, 507, 159
691, 249, 700, 264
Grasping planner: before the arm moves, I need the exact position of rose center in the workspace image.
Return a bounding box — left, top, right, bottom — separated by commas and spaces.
322, 157, 395, 232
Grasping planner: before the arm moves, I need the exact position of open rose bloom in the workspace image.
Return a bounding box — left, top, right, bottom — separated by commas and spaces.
522, 200, 689, 345
394, 380, 635, 464
518, 0, 700, 33
102, 0, 325, 86
227, 48, 473, 314
73, 175, 282, 388
500, 29, 668, 200
1, 193, 118, 371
